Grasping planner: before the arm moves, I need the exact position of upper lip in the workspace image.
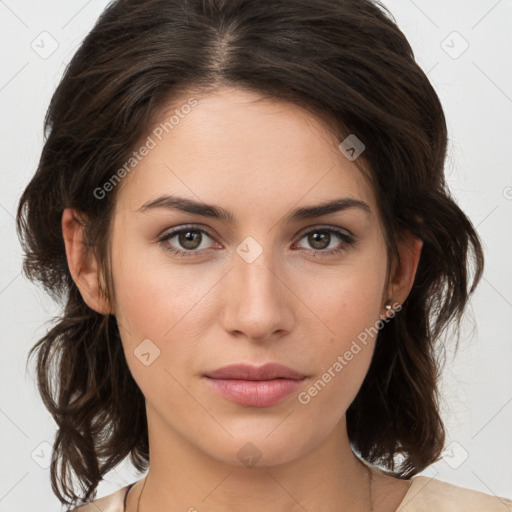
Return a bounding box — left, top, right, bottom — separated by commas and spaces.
204, 363, 306, 381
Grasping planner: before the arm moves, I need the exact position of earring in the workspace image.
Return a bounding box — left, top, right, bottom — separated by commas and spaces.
379, 300, 393, 320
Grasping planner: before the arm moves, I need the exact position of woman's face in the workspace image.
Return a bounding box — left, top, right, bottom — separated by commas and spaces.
109, 86, 391, 467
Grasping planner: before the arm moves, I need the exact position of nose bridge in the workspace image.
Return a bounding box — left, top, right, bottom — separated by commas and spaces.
237, 241, 279, 296
221, 235, 294, 340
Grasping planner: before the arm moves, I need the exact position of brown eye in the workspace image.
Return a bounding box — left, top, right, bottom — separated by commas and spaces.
307, 231, 331, 250
158, 226, 217, 257
177, 230, 203, 250
295, 227, 355, 256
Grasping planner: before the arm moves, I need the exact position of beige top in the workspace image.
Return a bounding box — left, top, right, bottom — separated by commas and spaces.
71, 475, 512, 511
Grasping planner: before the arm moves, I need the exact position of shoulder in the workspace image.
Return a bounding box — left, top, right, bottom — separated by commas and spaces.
397, 475, 512, 512
68, 484, 131, 512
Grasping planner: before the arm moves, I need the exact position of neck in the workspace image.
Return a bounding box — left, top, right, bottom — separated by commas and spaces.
130, 406, 373, 512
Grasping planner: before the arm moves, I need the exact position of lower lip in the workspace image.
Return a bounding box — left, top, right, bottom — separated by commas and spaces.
204, 377, 305, 407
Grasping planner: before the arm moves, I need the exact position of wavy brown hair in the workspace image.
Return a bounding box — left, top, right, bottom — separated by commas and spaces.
16, 0, 484, 507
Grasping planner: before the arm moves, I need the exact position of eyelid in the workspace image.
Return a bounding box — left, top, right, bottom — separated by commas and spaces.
158, 224, 219, 247
292, 225, 356, 254
158, 223, 217, 241
294, 223, 354, 239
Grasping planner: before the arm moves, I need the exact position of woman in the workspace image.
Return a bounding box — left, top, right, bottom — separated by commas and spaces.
16, 0, 511, 510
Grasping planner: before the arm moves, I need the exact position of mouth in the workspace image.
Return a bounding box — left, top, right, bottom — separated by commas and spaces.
203, 363, 307, 407
204, 362, 306, 380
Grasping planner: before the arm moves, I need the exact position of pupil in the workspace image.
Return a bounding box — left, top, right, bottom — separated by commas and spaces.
181, 230, 200, 249
310, 232, 329, 249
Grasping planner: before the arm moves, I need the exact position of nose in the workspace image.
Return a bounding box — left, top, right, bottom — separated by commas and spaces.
219, 242, 296, 343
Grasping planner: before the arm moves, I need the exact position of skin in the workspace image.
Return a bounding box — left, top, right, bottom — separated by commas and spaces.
62, 86, 422, 511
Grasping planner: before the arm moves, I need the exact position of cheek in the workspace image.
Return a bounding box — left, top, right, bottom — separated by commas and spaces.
293, 257, 386, 414
297, 306, 379, 430
297, 256, 386, 346
111, 240, 218, 341
110, 245, 220, 394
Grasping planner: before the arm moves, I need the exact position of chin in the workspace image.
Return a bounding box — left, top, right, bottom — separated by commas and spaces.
200, 425, 320, 469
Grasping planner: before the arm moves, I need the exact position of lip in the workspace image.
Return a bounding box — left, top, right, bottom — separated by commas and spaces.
203, 363, 307, 407
204, 363, 306, 380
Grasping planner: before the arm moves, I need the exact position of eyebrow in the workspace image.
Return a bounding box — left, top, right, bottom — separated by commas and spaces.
138, 194, 371, 222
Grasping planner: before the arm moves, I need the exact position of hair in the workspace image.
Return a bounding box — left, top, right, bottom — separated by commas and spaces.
16, 0, 484, 507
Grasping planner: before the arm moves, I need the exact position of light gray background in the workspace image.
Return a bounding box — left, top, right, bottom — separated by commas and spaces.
1, 0, 511, 510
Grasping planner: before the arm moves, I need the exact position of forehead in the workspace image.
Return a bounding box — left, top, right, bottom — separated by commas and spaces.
114, 86, 378, 220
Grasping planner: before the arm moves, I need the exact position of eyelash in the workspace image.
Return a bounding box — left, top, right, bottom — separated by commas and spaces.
157, 224, 356, 258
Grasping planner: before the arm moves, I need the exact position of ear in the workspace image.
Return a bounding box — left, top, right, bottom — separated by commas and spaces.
386, 231, 423, 309
61, 208, 113, 315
